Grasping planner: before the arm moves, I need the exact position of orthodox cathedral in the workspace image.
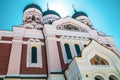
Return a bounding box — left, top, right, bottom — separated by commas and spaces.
0, 3, 120, 80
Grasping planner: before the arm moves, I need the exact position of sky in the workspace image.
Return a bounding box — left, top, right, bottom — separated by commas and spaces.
0, 0, 120, 51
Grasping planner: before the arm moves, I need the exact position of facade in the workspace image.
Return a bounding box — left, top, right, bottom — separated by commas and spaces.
0, 3, 120, 80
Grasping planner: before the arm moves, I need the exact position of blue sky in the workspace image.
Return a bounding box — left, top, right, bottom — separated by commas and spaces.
0, 0, 120, 51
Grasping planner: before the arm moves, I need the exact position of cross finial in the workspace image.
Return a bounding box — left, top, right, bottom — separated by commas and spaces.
72, 5, 77, 13
47, 2, 49, 10
32, 0, 34, 4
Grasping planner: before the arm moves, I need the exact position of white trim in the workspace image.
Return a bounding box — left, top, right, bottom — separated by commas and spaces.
23, 41, 44, 45
7, 74, 20, 77
52, 16, 91, 31
27, 39, 42, 67
0, 75, 5, 78
107, 72, 120, 79
71, 39, 78, 57
0, 41, 12, 44
93, 73, 106, 80
60, 37, 86, 63
20, 74, 47, 77
0, 40, 44, 45
60, 38, 85, 63
60, 40, 69, 63
5, 74, 47, 77
12, 40, 23, 42
60, 39, 73, 63
0, 31, 13, 37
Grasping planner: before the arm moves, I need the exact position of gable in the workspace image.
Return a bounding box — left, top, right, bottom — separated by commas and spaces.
82, 40, 120, 66
52, 16, 91, 32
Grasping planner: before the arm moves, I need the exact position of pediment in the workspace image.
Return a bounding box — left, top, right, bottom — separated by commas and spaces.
52, 16, 91, 32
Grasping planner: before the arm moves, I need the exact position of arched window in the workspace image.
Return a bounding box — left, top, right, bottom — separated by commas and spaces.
90, 55, 109, 65
109, 75, 118, 80
95, 75, 104, 80
64, 43, 72, 59
74, 44, 81, 56
31, 47, 37, 63
27, 39, 42, 67
32, 15, 35, 21
0, 78, 3, 80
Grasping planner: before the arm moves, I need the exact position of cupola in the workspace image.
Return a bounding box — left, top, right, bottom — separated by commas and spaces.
72, 5, 92, 27
22, 3, 43, 29
43, 3, 61, 24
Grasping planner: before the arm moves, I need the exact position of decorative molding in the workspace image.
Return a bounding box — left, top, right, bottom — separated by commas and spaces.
0, 31, 13, 37
20, 74, 47, 77
26, 39, 43, 68
6, 74, 47, 78
0, 41, 12, 44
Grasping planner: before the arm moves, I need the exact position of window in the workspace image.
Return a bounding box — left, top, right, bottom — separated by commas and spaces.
95, 77, 101, 80
31, 47, 37, 63
32, 15, 35, 21
64, 43, 72, 59
109, 75, 118, 80
90, 55, 109, 65
27, 39, 42, 67
84, 45, 87, 47
95, 75, 104, 80
74, 44, 81, 56
0, 78, 3, 80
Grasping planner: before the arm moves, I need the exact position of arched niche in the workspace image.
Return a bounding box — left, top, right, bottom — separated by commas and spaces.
95, 75, 104, 80
109, 75, 119, 80
90, 55, 109, 65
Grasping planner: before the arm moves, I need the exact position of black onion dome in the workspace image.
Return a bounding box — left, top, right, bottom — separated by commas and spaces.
23, 4, 42, 12
43, 10, 61, 17
72, 12, 88, 18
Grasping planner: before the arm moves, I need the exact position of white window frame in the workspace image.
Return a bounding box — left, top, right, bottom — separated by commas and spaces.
60, 37, 84, 63
60, 41, 72, 63
27, 39, 42, 67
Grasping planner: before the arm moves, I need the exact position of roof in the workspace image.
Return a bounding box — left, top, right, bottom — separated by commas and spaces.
23, 4, 42, 12
43, 10, 61, 17
72, 12, 88, 18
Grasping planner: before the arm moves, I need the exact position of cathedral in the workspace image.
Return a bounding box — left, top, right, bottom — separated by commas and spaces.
0, 3, 120, 80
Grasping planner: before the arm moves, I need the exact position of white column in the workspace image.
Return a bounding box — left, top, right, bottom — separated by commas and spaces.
7, 39, 22, 76
46, 38, 62, 73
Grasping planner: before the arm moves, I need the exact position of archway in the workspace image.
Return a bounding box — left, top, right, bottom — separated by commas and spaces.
109, 75, 118, 80
95, 75, 104, 80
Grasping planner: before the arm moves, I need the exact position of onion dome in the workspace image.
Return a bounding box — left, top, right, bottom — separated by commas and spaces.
22, 3, 43, 29
72, 5, 88, 18
72, 11, 88, 18
71, 5, 92, 27
42, 3, 60, 24
43, 10, 60, 24
23, 3, 42, 12
43, 10, 61, 17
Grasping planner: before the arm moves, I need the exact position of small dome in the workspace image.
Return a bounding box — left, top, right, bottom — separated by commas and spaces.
43, 10, 61, 17
72, 12, 88, 18
23, 4, 42, 12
